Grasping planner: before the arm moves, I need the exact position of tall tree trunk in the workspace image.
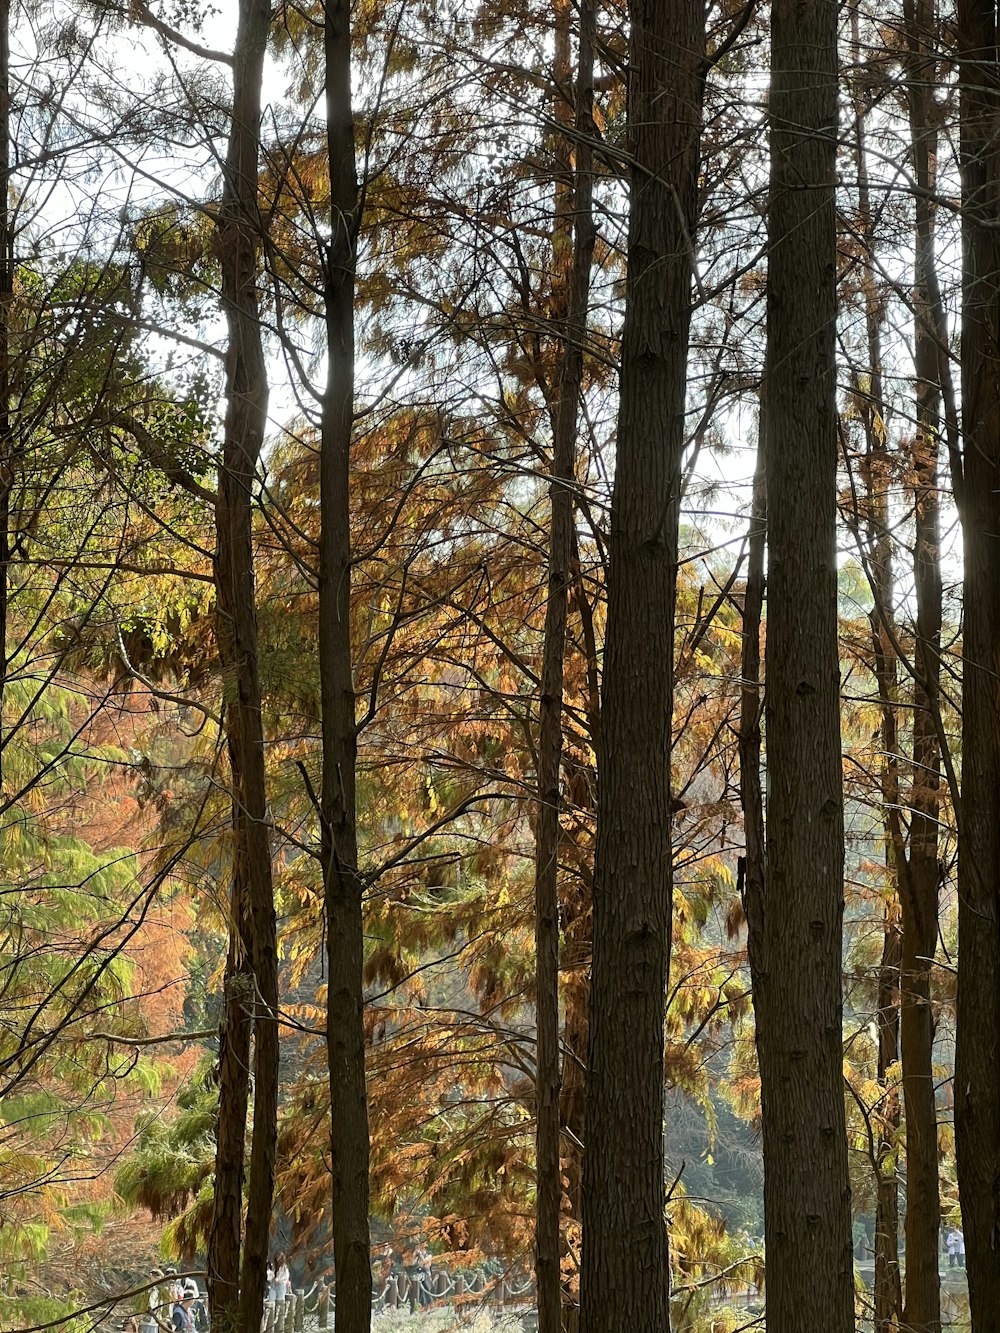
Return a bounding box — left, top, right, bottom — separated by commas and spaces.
754, 0, 855, 1327
955, 1, 1000, 1322
738, 439, 766, 978
873, 907, 903, 1333
900, 4, 944, 1325
0, 0, 10, 799
208, 896, 254, 1327
208, 3, 279, 1330
558, 544, 600, 1251
862, 422, 904, 1333
864, 431, 903, 1333
578, 2, 703, 1329
534, 3, 595, 1330
321, 3, 371, 1331
847, 32, 903, 1319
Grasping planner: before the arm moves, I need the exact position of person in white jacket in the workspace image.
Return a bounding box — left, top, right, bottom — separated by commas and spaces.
946, 1230, 961, 1268
275, 1254, 291, 1302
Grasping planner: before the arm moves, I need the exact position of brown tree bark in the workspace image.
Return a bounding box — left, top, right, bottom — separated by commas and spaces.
858, 399, 904, 1333
0, 0, 10, 798
955, 1, 1000, 1322
754, 0, 855, 1328
738, 439, 766, 975
208, 3, 279, 1329
208, 913, 254, 1327
321, 3, 372, 1331
578, 2, 703, 1329
534, 3, 595, 1330
846, 35, 904, 1320
900, 5, 944, 1325
873, 907, 903, 1333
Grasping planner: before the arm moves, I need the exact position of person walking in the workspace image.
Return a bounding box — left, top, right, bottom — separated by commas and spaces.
163, 1269, 184, 1322
414, 1246, 433, 1308
264, 1258, 278, 1327
182, 1279, 208, 1331
373, 1246, 392, 1309
147, 1270, 172, 1332
946, 1230, 960, 1269
139, 1271, 160, 1333
275, 1253, 291, 1305
170, 1294, 195, 1332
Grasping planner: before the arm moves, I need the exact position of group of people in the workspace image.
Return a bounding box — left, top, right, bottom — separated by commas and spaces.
407, 1245, 435, 1306
123, 1257, 295, 1333
266, 1253, 293, 1307
264, 1253, 292, 1306
370, 1244, 436, 1309
125, 1269, 208, 1333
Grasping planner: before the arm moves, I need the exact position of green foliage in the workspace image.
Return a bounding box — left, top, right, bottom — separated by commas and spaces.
114, 1060, 218, 1231
0, 1288, 92, 1333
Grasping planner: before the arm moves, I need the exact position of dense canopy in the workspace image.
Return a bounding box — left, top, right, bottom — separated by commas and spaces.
0, 3, 995, 1333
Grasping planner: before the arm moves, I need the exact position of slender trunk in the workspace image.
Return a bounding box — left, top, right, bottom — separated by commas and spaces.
321, 4, 371, 1331
755, 0, 855, 1327
874, 907, 903, 1333
209, 4, 278, 1329
900, 467, 943, 1333
534, 5, 595, 1331
578, 3, 702, 1329
208, 903, 254, 1327
0, 0, 10, 797
848, 33, 903, 1321
558, 545, 599, 1252
738, 438, 766, 975
955, 2, 1000, 1322
900, 5, 944, 1326
864, 473, 905, 1333
867, 510, 903, 1333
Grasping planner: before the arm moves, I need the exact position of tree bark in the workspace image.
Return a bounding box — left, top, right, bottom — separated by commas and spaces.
321, 4, 372, 1332
208, 915, 254, 1328
755, 1, 855, 1328
739, 435, 766, 981
900, 5, 944, 1325
863, 446, 903, 1333
578, 3, 703, 1330
0, 0, 10, 799
859, 402, 905, 1333
534, 3, 595, 1330
846, 33, 904, 1320
955, 1, 1000, 1322
873, 907, 903, 1333
208, 3, 279, 1329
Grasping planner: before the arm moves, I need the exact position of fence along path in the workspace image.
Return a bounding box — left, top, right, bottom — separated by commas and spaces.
296, 1267, 536, 1327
